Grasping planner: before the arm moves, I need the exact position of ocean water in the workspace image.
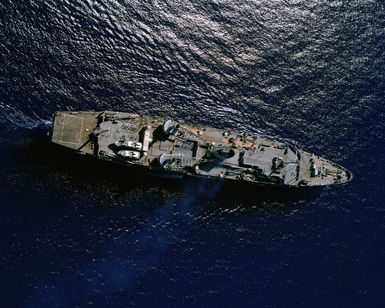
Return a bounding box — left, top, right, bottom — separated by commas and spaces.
1, 0, 385, 306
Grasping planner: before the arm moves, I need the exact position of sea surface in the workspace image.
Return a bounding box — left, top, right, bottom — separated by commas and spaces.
1, 0, 385, 307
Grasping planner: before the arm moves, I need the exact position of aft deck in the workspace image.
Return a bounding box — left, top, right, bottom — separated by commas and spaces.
51, 111, 100, 154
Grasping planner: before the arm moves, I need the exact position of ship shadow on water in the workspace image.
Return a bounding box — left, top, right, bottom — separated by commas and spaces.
19, 126, 320, 207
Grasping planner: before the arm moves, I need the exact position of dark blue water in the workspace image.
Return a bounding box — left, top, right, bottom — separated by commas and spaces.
1, 0, 385, 306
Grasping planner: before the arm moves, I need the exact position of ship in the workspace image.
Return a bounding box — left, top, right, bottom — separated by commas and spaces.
50, 111, 352, 187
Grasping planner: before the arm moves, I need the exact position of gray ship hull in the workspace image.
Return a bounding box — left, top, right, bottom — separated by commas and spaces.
50, 111, 352, 188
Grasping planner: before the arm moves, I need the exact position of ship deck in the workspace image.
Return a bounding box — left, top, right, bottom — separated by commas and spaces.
51, 111, 100, 154
50, 111, 352, 187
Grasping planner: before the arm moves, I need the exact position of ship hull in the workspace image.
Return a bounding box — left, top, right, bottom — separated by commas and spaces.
49, 111, 352, 189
